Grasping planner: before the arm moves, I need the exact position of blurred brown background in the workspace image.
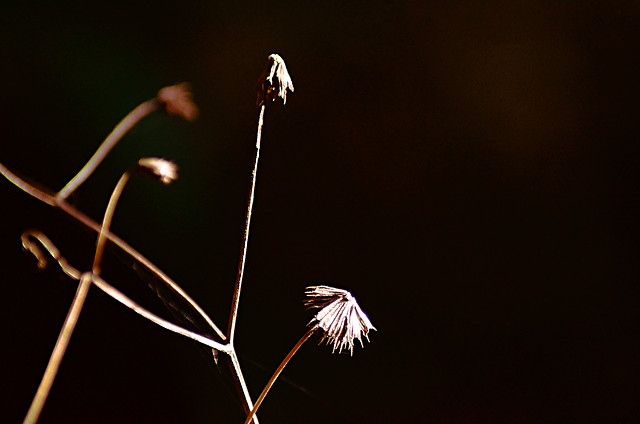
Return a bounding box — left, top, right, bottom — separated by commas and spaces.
1, 1, 638, 423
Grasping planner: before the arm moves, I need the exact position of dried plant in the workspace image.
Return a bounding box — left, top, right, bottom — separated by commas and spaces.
1, 53, 374, 424
305, 285, 376, 355
244, 286, 375, 424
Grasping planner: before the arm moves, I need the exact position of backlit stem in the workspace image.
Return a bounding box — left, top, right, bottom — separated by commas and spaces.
228, 104, 265, 343
57, 99, 159, 200
23, 273, 93, 424
243, 325, 318, 424
93, 171, 130, 275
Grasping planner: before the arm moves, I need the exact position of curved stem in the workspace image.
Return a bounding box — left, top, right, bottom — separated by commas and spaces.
22, 230, 82, 280
0, 162, 57, 206
57, 200, 226, 341
1, 163, 226, 341
90, 274, 231, 353
92, 171, 130, 275
56, 99, 159, 200
23, 272, 93, 424
21, 230, 231, 353
243, 325, 318, 424
228, 105, 265, 343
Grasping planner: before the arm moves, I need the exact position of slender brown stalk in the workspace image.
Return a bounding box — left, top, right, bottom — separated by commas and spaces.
0, 162, 57, 206
228, 104, 265, 343
3, 69, 297, 421
228, 54, 293, 343
21, 230, 230, 353
243, 325, 318, 424
24, 167, 132, 423
56, 99, 160, 200
21, 226, 256, 421
23, 272, 93, 424
229, 350, 260, 424
0, 163, 226, 340
92, 171, 130, 275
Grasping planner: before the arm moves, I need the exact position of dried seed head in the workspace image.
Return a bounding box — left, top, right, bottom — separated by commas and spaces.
137, 158, 178, 185
257, 53, 294, 107
157, 83, 199, 121
305, 285, 376, 355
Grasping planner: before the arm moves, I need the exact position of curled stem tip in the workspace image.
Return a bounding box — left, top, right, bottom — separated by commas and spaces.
21, 230, 82, 280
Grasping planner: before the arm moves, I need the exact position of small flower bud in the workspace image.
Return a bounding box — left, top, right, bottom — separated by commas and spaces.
157, 83, 199, 121
137, 158, 178, 185
257, 54, 294, 107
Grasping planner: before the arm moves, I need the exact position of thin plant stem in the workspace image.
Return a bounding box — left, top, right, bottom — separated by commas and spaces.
91, 273, 231, 353
92, 171, 130, 275
0, 163, 226, 340
229, 350, 260, 424
21, 230, 230, 353
228, 105, 265, 343
56, 99, 160, 200
22, 230, 82, 280
0, 162, 57, 206
243, 325, 318, 424
24, 167, 132, 424
23, 272, 93, 424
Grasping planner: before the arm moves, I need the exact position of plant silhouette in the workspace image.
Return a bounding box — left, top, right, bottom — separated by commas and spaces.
0, 54, 375, 424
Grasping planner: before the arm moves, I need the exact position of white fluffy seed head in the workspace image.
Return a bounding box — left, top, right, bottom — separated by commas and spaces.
305, 285, 376, 355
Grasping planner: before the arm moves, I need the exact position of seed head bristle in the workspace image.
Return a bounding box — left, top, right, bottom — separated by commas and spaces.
305, 285, 376, 355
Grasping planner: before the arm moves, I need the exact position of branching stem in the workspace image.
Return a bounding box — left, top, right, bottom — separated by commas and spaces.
21, 231, 230, 353
0, 163, 226, 341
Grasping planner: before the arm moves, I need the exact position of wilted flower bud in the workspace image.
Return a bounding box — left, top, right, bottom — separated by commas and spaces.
305, 285, 376, 355
157, 83, 199, 121
257, 54, 294, 107
137, 158, 178, 185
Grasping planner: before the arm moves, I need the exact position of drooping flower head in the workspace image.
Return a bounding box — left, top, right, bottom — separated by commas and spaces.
157, 83, 199, 121
257, 53, 294, 106
305, 285, 376, 355
137, 158, 179, 185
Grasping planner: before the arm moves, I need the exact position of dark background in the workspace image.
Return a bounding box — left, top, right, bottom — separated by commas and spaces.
1, 1, 638, 423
